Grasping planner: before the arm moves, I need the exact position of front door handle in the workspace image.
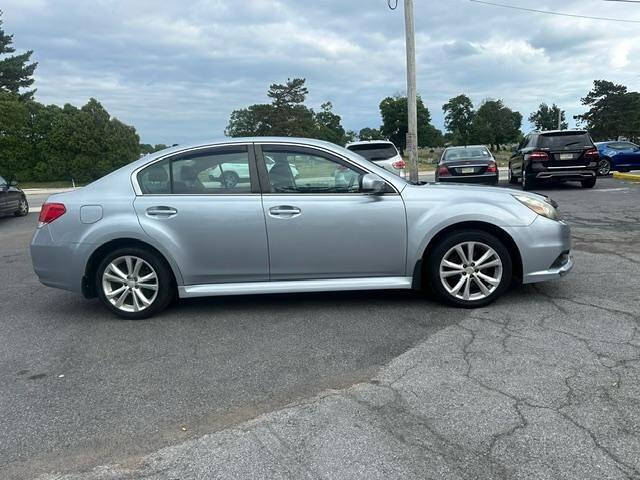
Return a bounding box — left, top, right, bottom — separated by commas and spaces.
146, 206, 178, 217
269, 206, 301, 218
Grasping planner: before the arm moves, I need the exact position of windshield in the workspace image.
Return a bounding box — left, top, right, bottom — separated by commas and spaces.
540, 132, 592, 150
347, 143, 397, 161
443, 147, 491, 162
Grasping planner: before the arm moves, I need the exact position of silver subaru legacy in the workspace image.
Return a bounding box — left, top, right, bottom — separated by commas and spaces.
31, 137, 573, 319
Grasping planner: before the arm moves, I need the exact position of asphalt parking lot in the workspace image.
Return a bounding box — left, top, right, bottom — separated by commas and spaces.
1, 176, 639, 479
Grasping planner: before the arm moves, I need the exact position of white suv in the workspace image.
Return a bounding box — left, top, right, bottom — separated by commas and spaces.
346, 141, 406, 177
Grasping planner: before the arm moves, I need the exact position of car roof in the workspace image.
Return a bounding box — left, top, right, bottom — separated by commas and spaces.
444, 145, 489, 150
346, 140, 395, 147
531, 130, 587, 135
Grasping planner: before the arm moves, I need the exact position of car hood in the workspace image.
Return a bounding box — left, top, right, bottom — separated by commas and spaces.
415, 181, 550, 202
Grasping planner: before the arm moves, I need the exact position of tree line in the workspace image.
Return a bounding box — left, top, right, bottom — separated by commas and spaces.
2, 8, 640, 184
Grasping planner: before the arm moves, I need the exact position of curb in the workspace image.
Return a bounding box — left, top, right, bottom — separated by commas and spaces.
613, 172, 640, 182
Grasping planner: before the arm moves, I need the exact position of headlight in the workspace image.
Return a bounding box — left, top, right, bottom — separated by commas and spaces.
512, 194, 559, 221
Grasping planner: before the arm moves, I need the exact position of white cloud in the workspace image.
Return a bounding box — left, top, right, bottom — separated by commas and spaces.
3, 0, 640, 143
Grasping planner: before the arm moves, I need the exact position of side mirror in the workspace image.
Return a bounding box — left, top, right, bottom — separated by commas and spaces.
9, 180, 18, 187
361, 173, 386, 194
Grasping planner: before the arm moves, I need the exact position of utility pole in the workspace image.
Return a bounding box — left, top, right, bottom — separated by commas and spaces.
558, 106, 562, 130
404, 0, 419, 183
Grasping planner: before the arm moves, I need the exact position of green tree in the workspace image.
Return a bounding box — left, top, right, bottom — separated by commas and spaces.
226, 78, 352, 144
528, 103, 568, 131
139, 143, 169, 155
471, 99, 522, 150
442, 94, 474, 145
379, 95, 437, 152
575, 80, 640, 142
358, 127, 385, 141
0, 11, 37, 99
0, 91, 30, 180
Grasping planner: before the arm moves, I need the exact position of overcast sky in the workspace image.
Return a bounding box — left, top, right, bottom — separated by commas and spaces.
3, 0, 640, 144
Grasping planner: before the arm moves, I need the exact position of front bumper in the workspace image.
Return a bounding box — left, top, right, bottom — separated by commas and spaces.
505, 216, 574, 284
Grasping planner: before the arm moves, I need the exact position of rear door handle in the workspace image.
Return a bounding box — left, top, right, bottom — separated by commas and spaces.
146, 206, 177, 217
269, 206, 301, 218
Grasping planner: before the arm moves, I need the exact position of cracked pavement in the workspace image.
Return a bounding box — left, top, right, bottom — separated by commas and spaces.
2, 177, 639, 479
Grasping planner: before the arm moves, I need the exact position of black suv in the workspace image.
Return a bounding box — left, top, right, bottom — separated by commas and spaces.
509, 130, 599, 190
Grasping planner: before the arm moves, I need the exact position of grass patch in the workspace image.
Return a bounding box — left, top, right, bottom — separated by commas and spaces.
18, 181, 86, 189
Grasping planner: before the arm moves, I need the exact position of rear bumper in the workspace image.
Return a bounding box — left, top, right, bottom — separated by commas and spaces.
436, 174, 498, 184
30, 226, 89, 294
533, 170, 596, 181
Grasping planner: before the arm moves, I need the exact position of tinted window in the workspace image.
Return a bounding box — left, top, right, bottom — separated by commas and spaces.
0, 176, 6, 186
263, 146, 365, 194
138, 146, 252, 194
539, 132, 592, 150
443, 147, 491, 162
347, 143, 397, 162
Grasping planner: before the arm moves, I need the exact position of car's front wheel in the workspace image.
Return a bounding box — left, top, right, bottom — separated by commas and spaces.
427, 230, 512, 308
96, 247, 174, 319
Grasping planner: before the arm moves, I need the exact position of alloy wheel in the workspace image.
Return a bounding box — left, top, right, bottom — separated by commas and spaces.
19, 198, 28, 214
439, 241, 503, 301
597, 159, 611, 176
102, 256, 159, 313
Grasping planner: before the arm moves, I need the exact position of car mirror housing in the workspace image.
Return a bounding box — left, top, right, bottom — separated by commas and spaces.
361, 173, 386, 194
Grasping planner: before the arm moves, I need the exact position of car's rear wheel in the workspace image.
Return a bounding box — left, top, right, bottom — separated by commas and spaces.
96, 247, 173, 319
597, 158, 611, 176
581, 177, 597, 189
14, 196, 29, 216
508, 168, 519, 185
427, 230, 512, 308
522, 174, 536, 191
221, 171, 240, 188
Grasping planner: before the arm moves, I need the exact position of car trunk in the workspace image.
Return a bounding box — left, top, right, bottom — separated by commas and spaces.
445, 159, 489, 176
540, 132, 594, 168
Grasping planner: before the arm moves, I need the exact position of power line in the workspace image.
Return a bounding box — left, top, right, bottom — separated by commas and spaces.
469, 0, 640, 23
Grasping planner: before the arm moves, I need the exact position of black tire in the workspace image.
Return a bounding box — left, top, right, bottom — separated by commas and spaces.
14, 196, 29, 217
221, 171, 240, 188
522, 174, 536, 191
95, 247, 174, 319
581, 177, 597, 189
597, 158, 611, 176
508, 167, 519, 185
427, 230, 513, 309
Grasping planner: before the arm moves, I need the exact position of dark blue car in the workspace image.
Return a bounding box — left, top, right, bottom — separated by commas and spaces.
595, 141, 640, 176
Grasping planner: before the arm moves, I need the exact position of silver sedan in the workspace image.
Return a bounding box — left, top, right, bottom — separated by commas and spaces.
31, 137, 573, 319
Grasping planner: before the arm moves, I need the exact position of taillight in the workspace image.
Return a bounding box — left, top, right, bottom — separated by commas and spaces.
392, 159, 406, 170
487, 161, 497, 173
584, 148, 599, 160
529, 151, 549, 161
38, 203, 66, 227
437, 165, 450, 177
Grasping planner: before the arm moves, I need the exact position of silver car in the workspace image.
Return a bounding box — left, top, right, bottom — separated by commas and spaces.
31, 137, 573, 319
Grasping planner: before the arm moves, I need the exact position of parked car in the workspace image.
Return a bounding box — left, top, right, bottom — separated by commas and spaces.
595, 141, 640, 176
509, 130, 599, 190
0, 175, 29, 217
31, 137, 573, 319
346, 140, 406, 177
435, 146, 498, 185
204, 154, 300, 188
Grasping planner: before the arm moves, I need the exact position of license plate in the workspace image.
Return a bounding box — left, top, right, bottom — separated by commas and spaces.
460, 167, 475, 174
559, 154, 574, 160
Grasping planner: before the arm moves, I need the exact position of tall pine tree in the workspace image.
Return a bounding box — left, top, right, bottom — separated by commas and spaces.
0, 10, 37, 99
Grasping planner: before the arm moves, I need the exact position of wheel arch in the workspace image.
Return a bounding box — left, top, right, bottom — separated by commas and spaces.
82, 238, 178, 298
414, 221, 523, 288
